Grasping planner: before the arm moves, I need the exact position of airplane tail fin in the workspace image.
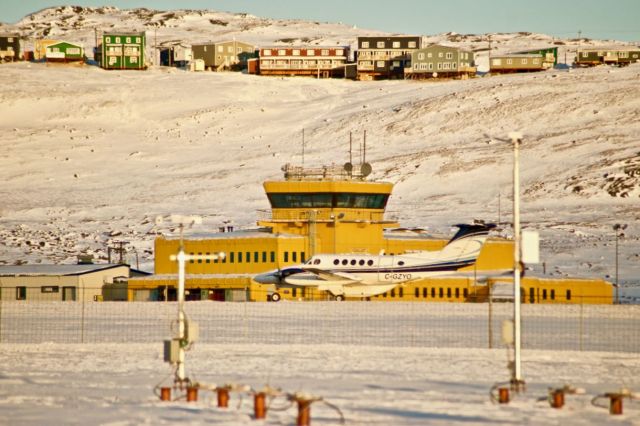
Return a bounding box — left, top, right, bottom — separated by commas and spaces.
438, 222, 496, 263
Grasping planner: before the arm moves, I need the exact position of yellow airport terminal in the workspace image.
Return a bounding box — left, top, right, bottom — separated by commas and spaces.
127, 163, 612, 304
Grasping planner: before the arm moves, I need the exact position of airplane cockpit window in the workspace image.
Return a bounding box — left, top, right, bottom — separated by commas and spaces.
398, 261, 405, 266
313, 258, 321, 265
333, 259, 340, 265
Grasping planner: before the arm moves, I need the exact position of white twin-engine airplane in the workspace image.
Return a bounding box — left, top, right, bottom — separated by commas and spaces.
254, 222, 498, 301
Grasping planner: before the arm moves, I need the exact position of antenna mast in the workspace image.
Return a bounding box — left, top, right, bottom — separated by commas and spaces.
363, 130, 367, 164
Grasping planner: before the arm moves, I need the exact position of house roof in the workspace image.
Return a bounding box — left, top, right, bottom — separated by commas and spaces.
192, 40, 255, 47
260, 45, 348, 50
0, 264, 129, 277
161, 229, 304, 241
47, 41, 83, 48
491, 53, 542, 58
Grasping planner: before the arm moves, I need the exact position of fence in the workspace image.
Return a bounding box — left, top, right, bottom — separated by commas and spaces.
1, 288, 638, 352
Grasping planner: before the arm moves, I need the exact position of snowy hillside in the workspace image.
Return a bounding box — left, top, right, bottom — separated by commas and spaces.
0, 7, 638, 285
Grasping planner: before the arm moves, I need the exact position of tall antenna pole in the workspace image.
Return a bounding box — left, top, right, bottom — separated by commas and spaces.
349, 131, 353, 165
302, 128, 305, 167
363, 130, 367, 164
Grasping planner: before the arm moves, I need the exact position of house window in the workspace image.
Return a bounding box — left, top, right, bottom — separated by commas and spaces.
533, 58, 540, 64
521, 58, 528, 64
418, 53, 425, 60
362, 41, 369, 48
16, 287, 26, 300
336, 49, 343, 56
237, 47, 243, 53
115, 37, 121, 43
376, 60, 384, 67
126, 37, 131, 43
492, 59, 502, 66
427, 52, 433, 58
437, 63, 442, 70
228, 46, 234, 53
452, 62, 457, 69
293, 49, 300, 55
8, 37, 13, 42
307, 50, 315, 56
264, 49, 271, 56
377, 41, 385, 48
446, 52, 453, 59
136, 37, 141, 43
218, 45, 224, 52
321, 49, 329, 56
106, 37, 111, 43
438, 52, 443, 58
393, 61, 400, 67
582, 52, 588, 58
506, 59, 513, 65
278, 49, 286, 55
408, 41, 417, 48
392, 41, 400, 48
428, 63, 433, 70
41, 286, 60, 293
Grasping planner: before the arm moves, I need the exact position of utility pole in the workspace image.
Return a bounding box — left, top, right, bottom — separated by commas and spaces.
510, 132, 525, 391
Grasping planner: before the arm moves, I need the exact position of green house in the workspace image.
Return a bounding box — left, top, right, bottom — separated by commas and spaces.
45, 41, 84, 62
408, 44, 476, 79
575, 47, 640, 67
515, 47, 558, 66
101, 32, 146, 70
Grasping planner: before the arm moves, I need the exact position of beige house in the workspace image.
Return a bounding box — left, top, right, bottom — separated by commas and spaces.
0, 264, 131, 302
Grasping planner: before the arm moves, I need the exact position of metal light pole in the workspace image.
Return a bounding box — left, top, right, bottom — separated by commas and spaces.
510, 132, 524, 389
613, 224, 627, 304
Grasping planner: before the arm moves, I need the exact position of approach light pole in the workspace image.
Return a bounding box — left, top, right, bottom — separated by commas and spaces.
510, 132, 525, 390
613, 223, 627, 304
166, 215, 224, 381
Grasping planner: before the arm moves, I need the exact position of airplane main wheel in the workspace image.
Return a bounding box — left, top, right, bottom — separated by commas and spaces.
335, 295, 345, 301
270, 292, 281, 302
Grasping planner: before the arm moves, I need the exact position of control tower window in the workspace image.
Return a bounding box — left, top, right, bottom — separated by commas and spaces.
268, 193, 388, 209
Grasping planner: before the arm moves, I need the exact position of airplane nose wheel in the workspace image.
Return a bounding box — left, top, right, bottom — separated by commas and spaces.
270, 292, 281, 302
335, 295, 345, 301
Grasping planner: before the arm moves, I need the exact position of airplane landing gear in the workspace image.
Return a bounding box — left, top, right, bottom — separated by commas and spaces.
334, 295, 345, 301
270, 292, 281, 302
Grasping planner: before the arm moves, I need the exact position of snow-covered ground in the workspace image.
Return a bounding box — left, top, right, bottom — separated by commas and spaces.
1, 342, 639, 425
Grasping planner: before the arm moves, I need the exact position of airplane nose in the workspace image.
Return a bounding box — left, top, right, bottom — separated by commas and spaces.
253, 271, 280, 284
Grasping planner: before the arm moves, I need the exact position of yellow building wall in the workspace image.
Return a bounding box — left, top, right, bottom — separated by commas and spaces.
487, 277, 613, 305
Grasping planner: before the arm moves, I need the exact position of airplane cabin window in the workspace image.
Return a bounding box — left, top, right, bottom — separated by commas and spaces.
342, 259, 348, 265
398, 261, 405, 266
359, 260, 365, 266
333, 259, 339, 265
313, 258, 321, 265
367, 260, 374, 266
350, 259, 356, 265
